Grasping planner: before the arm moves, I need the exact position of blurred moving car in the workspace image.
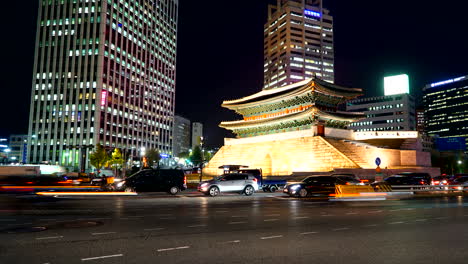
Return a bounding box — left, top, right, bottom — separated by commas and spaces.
117, 169, 187, 195
283, 175, 362, 198
448, 175, 468, 191
431, 175, 450, 186
198, 173, 259, 197
384, 172, 431, 186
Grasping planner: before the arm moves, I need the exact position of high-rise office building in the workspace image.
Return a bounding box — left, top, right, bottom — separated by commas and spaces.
263, 0, 334, 89
172, 115, 190, 156
9, 135, 29, 164
191, 122, 203, 150
423, 75, 468, 143
347, 93, 416, 132
28, 0, 178, 171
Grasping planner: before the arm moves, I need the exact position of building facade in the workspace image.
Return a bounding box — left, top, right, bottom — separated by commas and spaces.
9, 135, 29, 164
191, 122, 203, 149
172, 115, 190, 156
347, 93, 416, 132
263, 0, 334, 89
423, 75, 468, 145
28, 0, 178, 171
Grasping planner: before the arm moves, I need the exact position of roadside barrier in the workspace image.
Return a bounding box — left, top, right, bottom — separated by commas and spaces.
335, 184, 375, 197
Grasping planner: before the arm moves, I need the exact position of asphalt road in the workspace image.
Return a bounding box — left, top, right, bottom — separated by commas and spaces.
1, 191, 468, 264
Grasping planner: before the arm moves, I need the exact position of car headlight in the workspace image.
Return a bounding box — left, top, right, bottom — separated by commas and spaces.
290, 185, 301, 190
200, 183, 208, 187
116, 181, 125, 188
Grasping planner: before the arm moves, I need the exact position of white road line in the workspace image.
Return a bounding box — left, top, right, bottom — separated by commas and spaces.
260, 235, 283, 240
389, 221, 404, 225
157, 246, 190, 252
81, 254, 123, 261
389, 209, 402, 212
415, 219, 427, 222
293, 216, 309, 219
91, 232, 116, 236
263, 219, 279, 222
300, 231, 318, 235
144, 228, 165, 231
219, 240, 241, 244
228, 221, 247, 224
363, 224, 378, 227
332, 228, 350, 231
346, 212, 358, 215
231, 215, 246, 218
368, 210, 383, 213
187, 224, 206, 228
36, 236, 63, 240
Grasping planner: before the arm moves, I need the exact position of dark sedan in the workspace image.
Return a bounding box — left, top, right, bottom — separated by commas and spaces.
283, 175, 362, 198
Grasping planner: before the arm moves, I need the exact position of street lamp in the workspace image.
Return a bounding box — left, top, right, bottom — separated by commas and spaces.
458, 160, 463, 165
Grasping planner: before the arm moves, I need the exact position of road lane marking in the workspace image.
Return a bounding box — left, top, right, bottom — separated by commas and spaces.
187, 224, 206, 228
260, 235, 283, 240
321, 215, 334, 217
346, 212, 357, 215
363, 224, 378, 227
415, 219, 427, 222
389, 221, 405, 225
263, 219, 279, 222
218, 240, 241, 244
144, 228, 165, 231
332, 228, 350, 231
91, 232, 116, 236
293, 216, 309, 219
300, 231, 318, 235
81, 254, 123, 261
229, 221, 247, 224
265, 214, 280, 217
157, 246, 190, 252
368, 210, 383, 213
231, 215, 246, 218
36, 236, 63, 240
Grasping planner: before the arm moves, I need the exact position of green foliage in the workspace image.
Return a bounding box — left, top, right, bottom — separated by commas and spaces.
190, 145, 203, 166
109, 148, 125, 169
177, 151, 190, 159
89, 144, 110, 171
146, 148, 161, 167
203, 150, 213, 162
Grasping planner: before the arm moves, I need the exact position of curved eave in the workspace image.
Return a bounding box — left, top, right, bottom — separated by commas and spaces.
220, 107, 317, 130
222, 79, 311, 108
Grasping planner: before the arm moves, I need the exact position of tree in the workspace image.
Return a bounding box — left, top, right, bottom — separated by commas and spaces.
177, 151, 190, 159
146, 148, 161, 168
190, 145, 203, 166
89, 144, 110, 174
109, 148, 125, 176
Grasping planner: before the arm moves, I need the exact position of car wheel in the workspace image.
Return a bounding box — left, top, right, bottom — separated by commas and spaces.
244, 185, 255, 196
298, 188, 307, 198
124, 187, 135, 193
209, 186, 220, 197
269, 186, 277, 192
262, 187, 268, 192
169, 186, 180, 195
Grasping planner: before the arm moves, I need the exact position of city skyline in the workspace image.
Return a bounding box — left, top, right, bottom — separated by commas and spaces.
1, 0, 467, 149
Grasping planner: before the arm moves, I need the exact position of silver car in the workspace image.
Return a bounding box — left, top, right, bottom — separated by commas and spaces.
198, 173, 259, 197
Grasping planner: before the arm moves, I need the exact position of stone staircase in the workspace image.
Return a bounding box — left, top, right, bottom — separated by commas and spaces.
322, 137, 371, 168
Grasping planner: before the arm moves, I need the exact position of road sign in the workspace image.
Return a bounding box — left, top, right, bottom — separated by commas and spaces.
375, 157, 381, 166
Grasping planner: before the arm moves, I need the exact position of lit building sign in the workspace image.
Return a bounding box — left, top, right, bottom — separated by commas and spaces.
304, 9, 321, 18
101, 90, 107, 106
384, 74, 409, 96
430, 76, 467, 88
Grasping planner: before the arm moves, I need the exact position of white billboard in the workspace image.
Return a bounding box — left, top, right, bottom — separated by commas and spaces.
384, 74, 409, 96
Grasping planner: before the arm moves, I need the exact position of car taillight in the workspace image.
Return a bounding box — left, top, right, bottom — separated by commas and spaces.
433, 180, 440, 185
420, 180, 425, 185
184, 176, 187, 185
252, 178, 258, 182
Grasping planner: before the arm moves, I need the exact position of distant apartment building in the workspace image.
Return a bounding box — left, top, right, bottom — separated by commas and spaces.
423, 75, 468, 145
28, 0, 178, 170
263, 0, 334, 89
9, 135, 29, 163
191, 122, 203, 149
347, 93, 416, 132
172, 115, 191, 156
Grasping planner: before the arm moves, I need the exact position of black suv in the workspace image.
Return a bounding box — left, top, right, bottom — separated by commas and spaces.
384, 172, 431, 186
118, 169, 187, 194
283, 175, 362, 197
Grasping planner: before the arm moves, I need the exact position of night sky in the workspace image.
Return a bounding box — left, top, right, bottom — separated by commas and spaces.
1, 0, 467, 149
